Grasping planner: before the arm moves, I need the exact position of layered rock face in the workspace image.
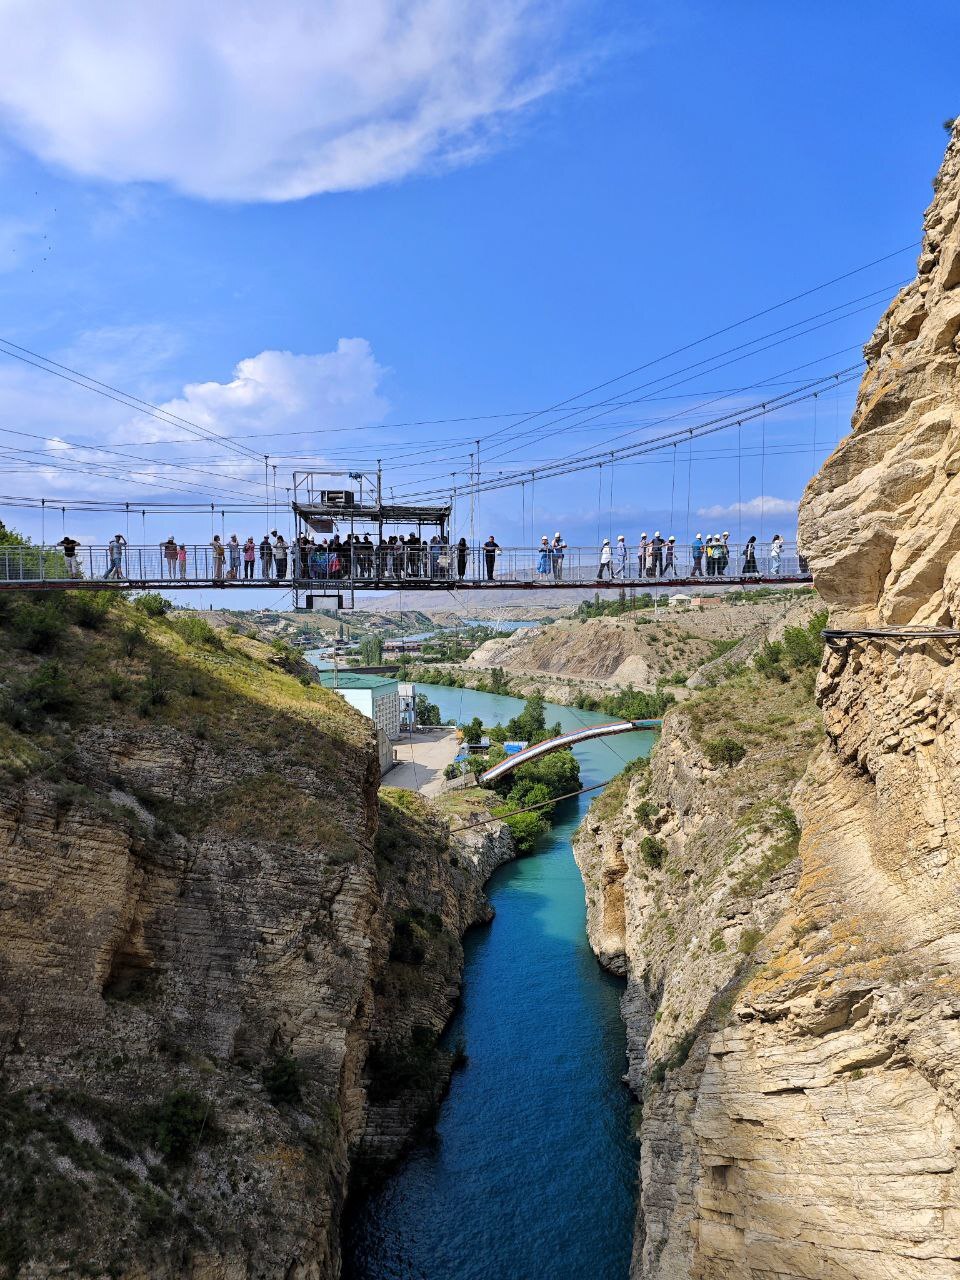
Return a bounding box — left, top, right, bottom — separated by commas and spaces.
577, 125, 960, 1280
0, 600, 510, 1279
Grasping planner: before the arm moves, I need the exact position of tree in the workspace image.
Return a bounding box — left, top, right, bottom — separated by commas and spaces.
360, 634, 384, 665
461, 716, 484, 745
415, 693, 441, 726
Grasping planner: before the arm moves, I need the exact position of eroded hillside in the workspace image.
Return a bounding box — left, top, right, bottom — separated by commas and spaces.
0, 589, 510, 1279
456, 593, 817, 703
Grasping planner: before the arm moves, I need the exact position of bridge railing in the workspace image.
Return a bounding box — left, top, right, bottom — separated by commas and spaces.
0, 542, 810, 586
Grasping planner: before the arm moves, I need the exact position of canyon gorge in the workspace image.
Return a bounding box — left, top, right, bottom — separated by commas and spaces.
574, 121, 960, 1277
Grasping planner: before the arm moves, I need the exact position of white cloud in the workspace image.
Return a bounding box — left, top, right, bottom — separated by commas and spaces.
696, 495, 799, 520
0, 0, 580, 201
0, 335, 390, 505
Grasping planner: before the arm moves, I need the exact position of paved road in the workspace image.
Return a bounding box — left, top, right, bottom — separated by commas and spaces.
384, 726, 460, 796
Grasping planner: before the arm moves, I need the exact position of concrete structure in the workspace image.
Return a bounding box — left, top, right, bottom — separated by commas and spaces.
398, 682, 417, 731
318, 672, 400, 772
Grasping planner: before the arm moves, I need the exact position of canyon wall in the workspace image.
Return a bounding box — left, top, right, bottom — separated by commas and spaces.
0, 597, 511, 1279
577, 124, 960, 1279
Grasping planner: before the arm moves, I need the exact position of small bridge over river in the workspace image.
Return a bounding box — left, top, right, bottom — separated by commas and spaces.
479, 719, 662, 785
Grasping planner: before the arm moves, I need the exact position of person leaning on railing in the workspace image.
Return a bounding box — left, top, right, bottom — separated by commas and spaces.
56, 535, 81, 579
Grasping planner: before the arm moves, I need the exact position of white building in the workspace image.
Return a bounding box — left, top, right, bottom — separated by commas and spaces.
319, 673, 400, 772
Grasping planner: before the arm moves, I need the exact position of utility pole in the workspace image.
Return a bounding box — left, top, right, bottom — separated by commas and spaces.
475, 438, 481, 540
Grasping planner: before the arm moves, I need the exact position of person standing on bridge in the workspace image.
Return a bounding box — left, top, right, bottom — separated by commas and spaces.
211, 535, 225, 581
104, 533, 126, 580
161, 536, 178, 579
743, 535, 759, 575
550, 533, 566, 581
177, 543, 187, 580
537, 536, 551, 577
770, 533, 784, 576
273, 533, 287, 580
614, 534, 628, 578
483, 534, 500, 581
637, 533, 648, 578
663, 536, 677, 577
243, 537, 256, 580
227, 534, 241, 580
691, 533, 704, 577
597, 538, 613, 580
718, 532, 730, 576
57, 535, 80, 578
259, 535, 273, 578
650, 532, 665, 577
457, 536, 469, 580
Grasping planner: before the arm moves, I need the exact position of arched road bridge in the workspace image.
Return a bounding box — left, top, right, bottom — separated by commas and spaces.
479, 719, 662, 785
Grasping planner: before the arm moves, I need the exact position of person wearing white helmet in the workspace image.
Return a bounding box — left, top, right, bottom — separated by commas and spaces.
614, 534, 628, 579
597, 537, 613, 580
691, 532, 704, 577
718, 531, 730, 576
536, 536, 551, 577
550, 532, 566, 581
650, 530, 665, 577
637, 532, 648, 578
664, 535, 677, 577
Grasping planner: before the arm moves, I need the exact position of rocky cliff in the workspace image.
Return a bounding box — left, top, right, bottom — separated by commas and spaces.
575, 124, 960, 1280
0, 591, 511, 1279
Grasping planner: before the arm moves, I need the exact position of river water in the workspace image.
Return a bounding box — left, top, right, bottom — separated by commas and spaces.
343, 685, 654, 1280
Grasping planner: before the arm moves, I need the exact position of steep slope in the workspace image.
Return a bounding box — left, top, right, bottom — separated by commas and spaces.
0, 590, 510, 1279
575, 126, 960, 1280
461, 595, 817, 701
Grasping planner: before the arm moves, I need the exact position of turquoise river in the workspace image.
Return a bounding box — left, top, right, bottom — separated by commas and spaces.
344, 684, 656, 1280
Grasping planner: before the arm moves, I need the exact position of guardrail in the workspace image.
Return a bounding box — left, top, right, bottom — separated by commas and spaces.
0, 541, 810, 589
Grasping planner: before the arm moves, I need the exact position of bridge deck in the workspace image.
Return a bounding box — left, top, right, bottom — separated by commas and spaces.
0, 542, 811, 593
479, 718, 662, 784
0, 574, 812, 593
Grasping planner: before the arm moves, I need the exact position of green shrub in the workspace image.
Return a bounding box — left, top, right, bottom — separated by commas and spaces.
135, 593, 171, 618
738, 927, 763, 955
635, 799, 659, 826
389, 914, 427, 965
11, 600, 66, 653
3, 661, 75, 728
754, 640, 788, 681
443, 763, 460, 780
150, 1089, 210, 1163
782, 610, 827, 670
640, 836, 668, 869
118, 622, 145, 656
142, 664, 170, 707
262, 1055, 302, 1107
168, 616, 223, 649
65, 590, 118, 629
107, 673, 131, 702
704, 736, 746, 767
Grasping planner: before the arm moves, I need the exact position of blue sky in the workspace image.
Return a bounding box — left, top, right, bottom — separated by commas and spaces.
0, 0, 957, 597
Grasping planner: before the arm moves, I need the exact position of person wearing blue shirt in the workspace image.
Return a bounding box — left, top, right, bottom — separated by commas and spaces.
691, 533, 704, 577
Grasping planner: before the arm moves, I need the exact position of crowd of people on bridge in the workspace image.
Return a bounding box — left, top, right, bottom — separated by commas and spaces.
40, 529, 795, 584
581, 531, 788, 581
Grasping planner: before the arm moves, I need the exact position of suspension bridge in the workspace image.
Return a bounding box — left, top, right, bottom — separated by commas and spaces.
0, 539, 811, 595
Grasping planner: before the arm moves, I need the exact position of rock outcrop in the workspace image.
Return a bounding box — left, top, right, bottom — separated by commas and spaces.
0, 595, 511, 1279
577, 125, 960, 1280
